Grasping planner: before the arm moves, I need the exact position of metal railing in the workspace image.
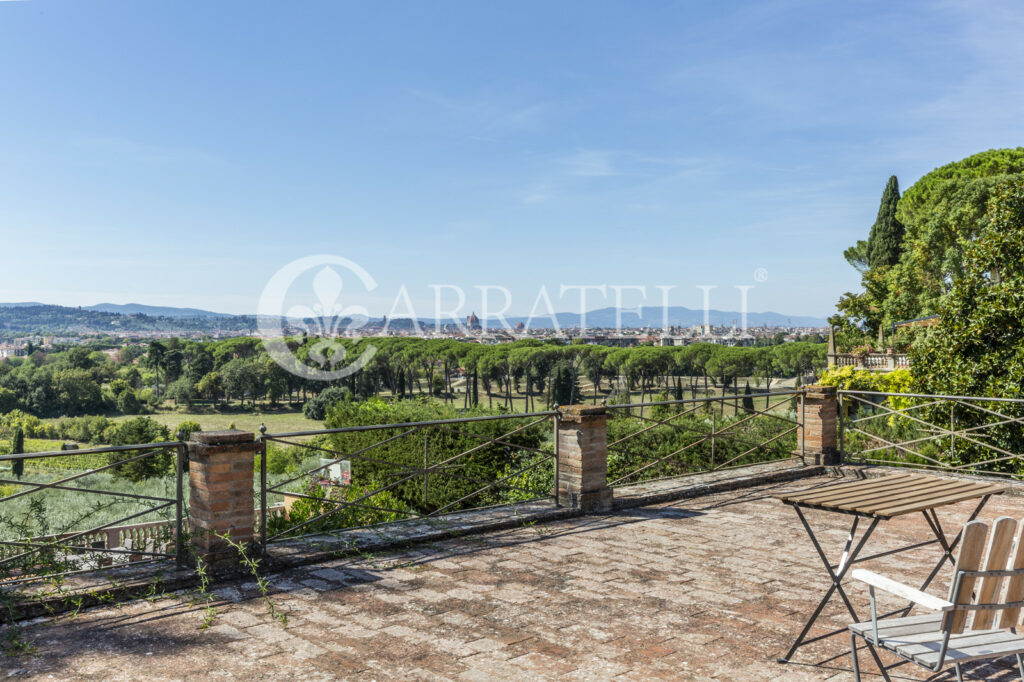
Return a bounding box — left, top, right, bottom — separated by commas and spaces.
604, 390, 805, 488
0, 441, 185, 583
258, 411, 559, 544
840, 390, 1024, 477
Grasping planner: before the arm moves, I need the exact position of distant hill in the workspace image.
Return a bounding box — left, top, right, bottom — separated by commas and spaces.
0, 304, 256, 335
0, 301, 827, 336
86, 303, 232, 318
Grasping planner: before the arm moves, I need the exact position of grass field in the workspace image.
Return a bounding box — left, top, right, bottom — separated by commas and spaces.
108, 410, 321, 436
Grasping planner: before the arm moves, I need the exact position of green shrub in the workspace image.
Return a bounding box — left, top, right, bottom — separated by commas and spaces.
175, 420, 203, 441
321, 399, 546, 514
107, 417, 173, 482
303, 386, 353, 421
606, 408, 796, 485
267, 480, 414, 537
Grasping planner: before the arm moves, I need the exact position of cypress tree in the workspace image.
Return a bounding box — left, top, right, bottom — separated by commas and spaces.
472, 370, 479, 407
742, 382, 754, 413
867, 175, 905, 268
674, 378, 683, 401
11, 426, 25, 479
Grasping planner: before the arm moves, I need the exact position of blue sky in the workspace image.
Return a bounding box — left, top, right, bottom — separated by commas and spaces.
0, 0, 1021, 319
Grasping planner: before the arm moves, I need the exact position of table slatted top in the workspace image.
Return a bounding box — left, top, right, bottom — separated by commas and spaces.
777, 474, 1007, 519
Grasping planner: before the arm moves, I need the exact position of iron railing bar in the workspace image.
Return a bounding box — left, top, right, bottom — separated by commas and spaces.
422, 453, 555, 497
262, 411, 559, 439
705, 424, 799, 471
877, 408, 1022, 461
0, 440, 186, 462
269, 495, 557, 544
847, 400, 943, 426
607, 399, 787, 474
850, 415, 1023, 456
949, 398, 1024, 425
608, 429, 720, 486
613, 422, 796, 486
604, 389, 804, 410
266, 427, 424, 490
0, 501, 175, 569
0, 557, 170, 586
846, 458, 1021, 477
265, 498, 422, 542
428, 423, 555, 461
428, 455, 556, 517
263, 459, 486, 495
844, 426, 954, 467
267, 435, 433, 479
0, 539, 175, 560
609, 415, 799, 487
0, 478, 176, 504
711, 396, 798, 436
427, 416, 550, 460
839, 390, 1024, 405
268, 489, 424, 519
610, 456, 802, 487
606, 403, 708, 448
0, 521, 175, 552
0, 447, 178, 504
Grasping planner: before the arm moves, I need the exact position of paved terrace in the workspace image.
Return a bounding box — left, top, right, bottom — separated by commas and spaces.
6, 475, 1024, 680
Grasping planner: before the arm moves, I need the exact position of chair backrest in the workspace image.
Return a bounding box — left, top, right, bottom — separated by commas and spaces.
946, 517, 1024, 634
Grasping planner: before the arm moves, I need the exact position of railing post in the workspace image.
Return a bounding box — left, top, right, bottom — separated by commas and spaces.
553, 414, 561, 507
556, 405, 613, 512
799, 391, 806, 463
258, 424, 268, 555
175, 440, 186, 566
187, 430, 259, 573
798, 386, 840, 466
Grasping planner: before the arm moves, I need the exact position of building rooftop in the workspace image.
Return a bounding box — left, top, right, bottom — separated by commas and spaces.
8, 476, 1024, 680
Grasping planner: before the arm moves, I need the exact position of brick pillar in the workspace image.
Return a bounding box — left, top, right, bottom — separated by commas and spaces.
799, 386, 840, 466
187, 430, 259, 572
556, 405, 613, 512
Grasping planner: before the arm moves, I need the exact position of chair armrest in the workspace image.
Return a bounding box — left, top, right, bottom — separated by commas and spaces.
852, 569, 954, 611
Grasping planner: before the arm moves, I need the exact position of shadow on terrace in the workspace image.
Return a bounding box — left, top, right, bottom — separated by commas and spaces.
6, 388, 1024, 679
8, 475, 1024, 680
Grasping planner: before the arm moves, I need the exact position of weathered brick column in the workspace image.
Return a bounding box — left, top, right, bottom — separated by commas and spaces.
556, 405, 613, 512
798, 386, 840, 466
187, 430, 259, 571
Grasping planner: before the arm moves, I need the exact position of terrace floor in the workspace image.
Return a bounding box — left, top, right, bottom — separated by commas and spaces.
6, 474, 1024, 680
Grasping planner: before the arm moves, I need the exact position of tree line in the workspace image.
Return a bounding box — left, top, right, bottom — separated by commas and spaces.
0, 336, 826, 419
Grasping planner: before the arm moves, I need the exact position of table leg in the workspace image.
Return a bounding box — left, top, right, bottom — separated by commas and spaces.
779, 507, 882, 669
918, 495, 990, 595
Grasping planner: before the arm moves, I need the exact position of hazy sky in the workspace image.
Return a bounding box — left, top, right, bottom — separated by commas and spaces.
1, 1, 1021, 318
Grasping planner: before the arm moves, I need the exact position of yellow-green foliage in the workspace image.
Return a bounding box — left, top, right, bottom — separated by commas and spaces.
818, 367, 912, 393
817, 368, 915, 423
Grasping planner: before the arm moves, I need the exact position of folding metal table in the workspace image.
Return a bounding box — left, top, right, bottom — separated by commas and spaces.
775, 474, 1007, 666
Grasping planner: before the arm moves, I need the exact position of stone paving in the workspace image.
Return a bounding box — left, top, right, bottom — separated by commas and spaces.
5, 475, 1024, 680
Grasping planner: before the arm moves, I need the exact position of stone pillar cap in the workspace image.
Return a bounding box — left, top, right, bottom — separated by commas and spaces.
189, 429, 255, 444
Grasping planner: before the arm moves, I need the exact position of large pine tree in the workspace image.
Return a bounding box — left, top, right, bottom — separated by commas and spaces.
867, 175, 905, 268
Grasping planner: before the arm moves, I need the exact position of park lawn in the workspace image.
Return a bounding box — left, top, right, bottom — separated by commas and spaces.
108, 410, 321, 436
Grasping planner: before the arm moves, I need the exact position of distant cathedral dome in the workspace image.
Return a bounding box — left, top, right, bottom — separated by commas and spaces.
466, 312, 481, 330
